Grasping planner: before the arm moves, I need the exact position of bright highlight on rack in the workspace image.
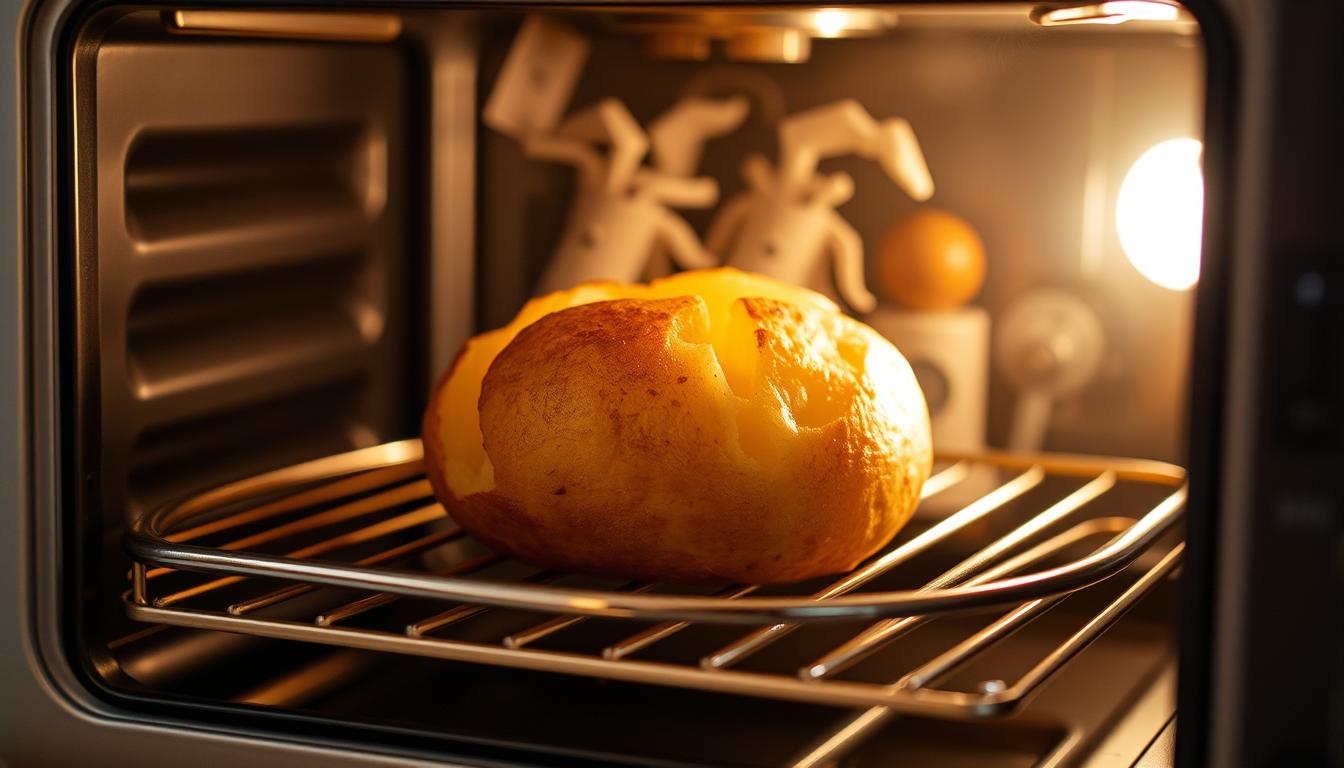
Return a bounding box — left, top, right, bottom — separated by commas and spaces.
1032, 1, 1181, 26
1115, 138, 1204, 291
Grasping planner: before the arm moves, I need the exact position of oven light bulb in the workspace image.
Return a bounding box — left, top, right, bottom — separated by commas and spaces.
1115, 138, 1203, 291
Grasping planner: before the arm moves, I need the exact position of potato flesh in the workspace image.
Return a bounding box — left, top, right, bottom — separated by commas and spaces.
440, 269, 841, 497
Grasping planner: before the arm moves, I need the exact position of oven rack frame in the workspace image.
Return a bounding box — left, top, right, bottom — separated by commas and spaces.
124, 439, 1185, 741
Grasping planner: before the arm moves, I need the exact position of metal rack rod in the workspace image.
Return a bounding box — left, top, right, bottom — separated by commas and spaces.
152, 439, 425, 535
503, 583, 658, 649
126, 539, 1181, 714
800, 519, 1129, 683
902, 597, 1062, 692
602, 584, 755, 660
164, 461, 422, 544
230, 525, 468, 616
316, 552, 504, 627
787, 541, 1185, 767
1006, 542, 1184, 697
916, 460, 972, 499
406, 570, 561, 637
700, 466, 1046, 668
406, 603, 485, 637
904, 519, 1135, 688
155, 503, 447, 608
125, 440, 1188, 735
894, 519, 1138, 691
130, 489, 1184, 623
148, 478, 433, 580
595, 461, 973, 662
122, 601, 1016, 712
799, 477, 1118, 680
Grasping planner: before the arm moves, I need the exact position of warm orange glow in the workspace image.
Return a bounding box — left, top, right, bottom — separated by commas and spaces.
813, 8, 850, 37
438, 269, 840, 496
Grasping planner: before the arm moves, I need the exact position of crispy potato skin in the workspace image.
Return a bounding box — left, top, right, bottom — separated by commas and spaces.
423, 271, 931, 584
422, 354, 465, 530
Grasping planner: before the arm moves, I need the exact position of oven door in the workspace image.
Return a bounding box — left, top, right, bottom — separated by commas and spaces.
1177, 0, 1344, 765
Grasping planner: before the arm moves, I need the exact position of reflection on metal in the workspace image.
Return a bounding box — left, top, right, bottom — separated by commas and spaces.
646, 30, 712, 60
699, 465, 1049, 670
798, 480, 1122, 680
124, 439, 1185, 728
128, 438, 1186, 623
611, 7, 898, 62
726, 28, 812, 63
126, 536, 1184, 715
166, 10, 402, 42
235, 651, 370, 707
228, 525, 466, 616
1030, 1, 1184, 27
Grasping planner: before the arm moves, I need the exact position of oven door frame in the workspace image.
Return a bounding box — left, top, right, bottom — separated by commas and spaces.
0, 0, 1265, 765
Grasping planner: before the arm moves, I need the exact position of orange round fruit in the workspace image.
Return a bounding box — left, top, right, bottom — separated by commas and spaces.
876, 209, 986, 310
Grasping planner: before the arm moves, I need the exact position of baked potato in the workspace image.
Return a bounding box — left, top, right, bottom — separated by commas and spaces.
422, 268, 931, 584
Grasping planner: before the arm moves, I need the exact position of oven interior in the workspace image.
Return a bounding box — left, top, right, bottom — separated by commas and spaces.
65, 4, 1206, 766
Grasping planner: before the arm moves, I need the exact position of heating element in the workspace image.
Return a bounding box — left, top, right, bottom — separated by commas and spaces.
125, 440, 1184, 764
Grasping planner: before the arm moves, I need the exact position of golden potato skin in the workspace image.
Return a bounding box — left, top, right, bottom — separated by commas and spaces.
424, 270, 931, 584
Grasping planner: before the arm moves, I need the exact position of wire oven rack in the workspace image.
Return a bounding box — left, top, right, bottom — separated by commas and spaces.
125, 438, 1185, 762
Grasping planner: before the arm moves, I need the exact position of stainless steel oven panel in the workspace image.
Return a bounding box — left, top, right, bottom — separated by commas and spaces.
4, 0, 453, 762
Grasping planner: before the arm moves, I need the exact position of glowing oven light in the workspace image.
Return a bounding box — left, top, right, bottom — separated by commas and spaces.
813, 9, 850, 38
1115, 138, 1204, 291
